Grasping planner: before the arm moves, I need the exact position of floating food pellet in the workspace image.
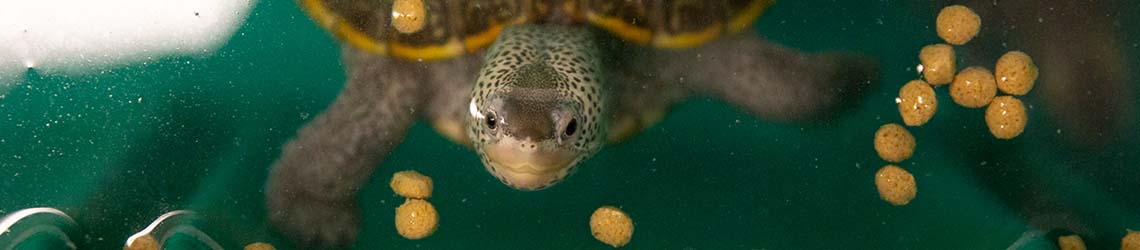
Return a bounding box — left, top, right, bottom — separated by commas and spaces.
875, 165, 916, 206
1122, 230, 1140, 250
897, 80, 939, 126
590, 206, 634, 248
874, 123, 916, 163
936, 5, 981, 45
124, 235, 159, 250
390, 170, 433, 199
395, 198, 438, 240
984, 96, 1027, 139
950, 66, 997, 108
244, 242, 276, 250
919, 44, 956, 85
1058, 235, 1086, 250
995, 51, 1039, 95
391, 0, 427, 34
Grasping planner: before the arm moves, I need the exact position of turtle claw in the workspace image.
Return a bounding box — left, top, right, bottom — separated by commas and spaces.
267, 184, 360, 248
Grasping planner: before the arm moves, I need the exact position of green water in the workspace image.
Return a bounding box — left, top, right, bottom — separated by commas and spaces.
2, 0, 1139, 249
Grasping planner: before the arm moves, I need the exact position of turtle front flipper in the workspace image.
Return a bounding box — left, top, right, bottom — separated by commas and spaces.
265, 47, 423, 247
640, 34, 878, 121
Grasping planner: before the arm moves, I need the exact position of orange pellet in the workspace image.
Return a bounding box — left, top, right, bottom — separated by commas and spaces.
1058, 235, 1086, 250
897, 80, 938, 126
124, 235, 158, 250
936, 5, 981, 45
874, 123, 916, 163
391, 0, 427, 34
390, 170, 433, 199
995, 51, 1039, 95
1122, 229, 1140, 250
950, 67, 997, 108
984, 96, 1027, 139
590, 206, 634, 247
875, 165, 917, 206
244, 242, 276, 250
919, 44, 956, 85
395, 198, 438, 240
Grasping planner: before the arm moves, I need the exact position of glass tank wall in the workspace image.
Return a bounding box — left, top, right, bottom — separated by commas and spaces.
1, 0, 1138, 249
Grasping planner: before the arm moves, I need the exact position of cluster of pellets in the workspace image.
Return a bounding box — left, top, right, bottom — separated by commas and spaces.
910, 5, 1038, 139
389, 170, 637, 247
1059, 229, 1140, 250
873, 6, 1140, 249
123, 222, 277, 250
873, 124, 917, 206
390, 170, 439, 240
874, 4, 1043, 208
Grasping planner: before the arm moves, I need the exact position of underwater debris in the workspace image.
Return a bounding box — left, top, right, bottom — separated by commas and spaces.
897, 80, 939, 126
936, 5, 980, 45
875, 165, 917, 206
395, 198, 439, 240
390, 170, 434, 199
919, 44, 956, 86
874, 123, 916, 163
950, 66, 998, 108
984, 96, 1027, 139
995, 51, 1039, 95
589, 206, 633, 248
1057, 234, 1086, 250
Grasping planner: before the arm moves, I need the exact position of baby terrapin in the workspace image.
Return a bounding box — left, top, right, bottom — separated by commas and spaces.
267, 0, 878, 247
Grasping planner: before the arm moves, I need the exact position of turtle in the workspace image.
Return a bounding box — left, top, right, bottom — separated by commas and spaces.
266, 0, 878, 247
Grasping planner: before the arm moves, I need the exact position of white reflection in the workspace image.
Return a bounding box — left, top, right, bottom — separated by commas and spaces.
0, 0, 256, 89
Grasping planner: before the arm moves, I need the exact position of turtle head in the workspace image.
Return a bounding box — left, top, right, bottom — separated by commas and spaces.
467, 25, 605, 191
469, 89, 590, 190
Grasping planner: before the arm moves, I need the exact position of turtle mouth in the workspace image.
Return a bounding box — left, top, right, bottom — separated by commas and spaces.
482, 138, 578, 190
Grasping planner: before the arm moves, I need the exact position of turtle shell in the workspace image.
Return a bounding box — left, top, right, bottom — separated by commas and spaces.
582, 0, 775, 48
301, 0, 775, 61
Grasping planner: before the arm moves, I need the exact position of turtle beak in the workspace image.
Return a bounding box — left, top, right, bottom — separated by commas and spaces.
482, 136, 578, 190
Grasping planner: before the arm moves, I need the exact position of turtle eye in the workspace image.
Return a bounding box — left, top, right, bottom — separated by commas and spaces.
485, 112, 498, 130
564, 118, 577, 136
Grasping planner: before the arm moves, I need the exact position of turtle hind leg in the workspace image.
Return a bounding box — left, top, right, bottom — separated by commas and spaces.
643, 34, 878, 122
266, 47, 424, 247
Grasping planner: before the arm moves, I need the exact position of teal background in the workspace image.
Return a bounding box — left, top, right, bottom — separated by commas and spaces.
2, 0, 1138, 249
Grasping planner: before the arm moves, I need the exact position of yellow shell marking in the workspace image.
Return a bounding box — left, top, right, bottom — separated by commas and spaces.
392, 0, 427, 34
301, 0, 387, 55
465, 16, 528, 53
303, 0, 775, 58
463, 23, 505, 53
652, 23, 724, 49
390, 38, 465, 61
588, 0, 774, 49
